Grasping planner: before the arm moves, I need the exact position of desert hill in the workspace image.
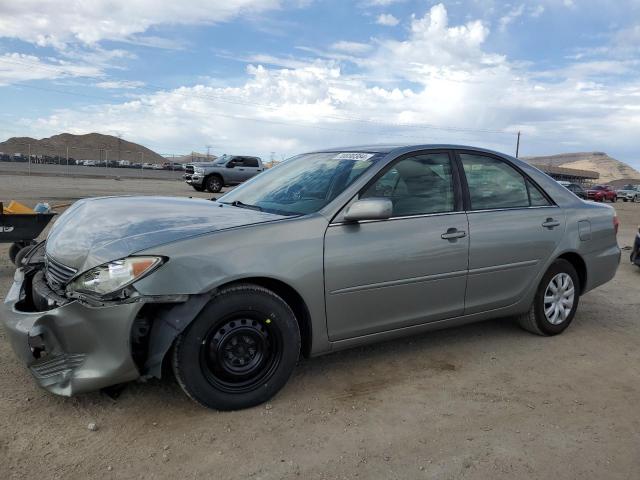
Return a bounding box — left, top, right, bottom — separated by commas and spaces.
0, 133, 165, 163
524, 152, 640, 183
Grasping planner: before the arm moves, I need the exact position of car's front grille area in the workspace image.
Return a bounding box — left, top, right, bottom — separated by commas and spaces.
30, 353, 86, 379
44, 255, 77, 289
185, 164, 195, 175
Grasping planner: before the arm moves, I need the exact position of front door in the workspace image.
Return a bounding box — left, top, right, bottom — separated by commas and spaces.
456, 151, 565, 313
324, 151, 469, 341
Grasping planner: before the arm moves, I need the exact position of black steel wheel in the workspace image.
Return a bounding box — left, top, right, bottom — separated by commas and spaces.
205, 175, 223, 193
200, 316, 282, 394
172, 284, 300, 410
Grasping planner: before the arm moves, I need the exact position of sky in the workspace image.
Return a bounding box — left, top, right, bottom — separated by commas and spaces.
0, 0, 639, 167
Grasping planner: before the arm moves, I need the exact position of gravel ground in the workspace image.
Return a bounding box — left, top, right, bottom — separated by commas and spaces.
1, 174, 639, 480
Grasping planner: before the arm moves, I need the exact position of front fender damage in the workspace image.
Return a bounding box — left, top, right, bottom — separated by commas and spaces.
142, 293, 211, 379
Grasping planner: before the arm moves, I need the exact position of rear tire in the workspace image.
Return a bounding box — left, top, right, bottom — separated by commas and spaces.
172, 284, 300, 410
517, 259, 580, 336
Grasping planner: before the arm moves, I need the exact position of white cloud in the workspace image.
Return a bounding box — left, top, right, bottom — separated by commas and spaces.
376, 13, 400, 26
529, 4, 545, 17
361, 0, 404, 5
0, 0, 282, 47
499, 4, 525, 31
95, 80, 145, 89
0, 53, 101, 86
330, 41, 373, 54
15, 2, 640, 168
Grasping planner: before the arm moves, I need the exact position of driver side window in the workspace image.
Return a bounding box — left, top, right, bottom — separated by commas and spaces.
361, 153, 455, 217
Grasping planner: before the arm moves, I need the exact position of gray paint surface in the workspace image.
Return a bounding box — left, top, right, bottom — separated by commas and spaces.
1, 144, 621, 397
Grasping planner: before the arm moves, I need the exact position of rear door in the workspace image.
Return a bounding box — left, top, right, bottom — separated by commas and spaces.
324, 150, 469, 340
456, 151, 565, 314
237, 157, 262, 181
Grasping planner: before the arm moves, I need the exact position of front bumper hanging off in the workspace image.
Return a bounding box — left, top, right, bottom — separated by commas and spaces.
1, 268, 144, 396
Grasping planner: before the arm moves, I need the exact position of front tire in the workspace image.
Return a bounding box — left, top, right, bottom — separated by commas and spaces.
192, 184, 205, 192
205, 175, 223, 193
517, 259, 580, 336
172, 284, 300, 410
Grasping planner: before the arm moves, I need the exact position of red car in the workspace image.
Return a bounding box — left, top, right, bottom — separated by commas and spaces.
586, 184, 617, 202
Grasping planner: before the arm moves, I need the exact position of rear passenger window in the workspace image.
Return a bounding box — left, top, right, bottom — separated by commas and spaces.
244, 158, 259, 167
527, 180, 551, 206
460, 153, 530, 210
361, 153, 455, 216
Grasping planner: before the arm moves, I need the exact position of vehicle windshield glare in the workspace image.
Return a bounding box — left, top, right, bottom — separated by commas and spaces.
219, 152, 383, 215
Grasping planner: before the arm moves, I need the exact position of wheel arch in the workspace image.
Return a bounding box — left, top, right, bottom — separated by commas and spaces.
204, 171, 224, 184
556, 251, 587, 294
140, 277, 313, 379
220, 277, 313, 359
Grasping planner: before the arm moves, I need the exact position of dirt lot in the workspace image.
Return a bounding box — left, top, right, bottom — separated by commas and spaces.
1, 174, 639, 480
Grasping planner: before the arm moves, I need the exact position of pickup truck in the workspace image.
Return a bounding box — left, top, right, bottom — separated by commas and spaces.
184, 155, 264, 192
616, 184, 640, 202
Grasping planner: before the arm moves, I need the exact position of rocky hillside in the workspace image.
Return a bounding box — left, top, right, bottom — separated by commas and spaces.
524, 152, 640, 183
0, 133, 165, 163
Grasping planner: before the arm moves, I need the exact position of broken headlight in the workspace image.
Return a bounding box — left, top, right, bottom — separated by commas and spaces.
66, 256, 164, 297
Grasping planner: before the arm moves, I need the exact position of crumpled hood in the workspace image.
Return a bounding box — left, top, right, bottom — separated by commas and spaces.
45, 196, 284, 272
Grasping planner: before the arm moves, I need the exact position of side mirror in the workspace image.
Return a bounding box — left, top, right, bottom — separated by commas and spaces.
226, 162, 235, 168
343, 198, 393, 222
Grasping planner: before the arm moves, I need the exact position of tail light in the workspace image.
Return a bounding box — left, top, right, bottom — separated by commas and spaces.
613, 215, 620, 235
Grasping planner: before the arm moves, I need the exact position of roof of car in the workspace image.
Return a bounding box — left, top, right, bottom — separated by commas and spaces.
313, 144, 514, 157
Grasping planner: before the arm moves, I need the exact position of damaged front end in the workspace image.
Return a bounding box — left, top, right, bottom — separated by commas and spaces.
1, 243, 204, 396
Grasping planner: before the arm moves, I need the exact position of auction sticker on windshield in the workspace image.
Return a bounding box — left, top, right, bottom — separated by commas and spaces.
333, 152, 375, 161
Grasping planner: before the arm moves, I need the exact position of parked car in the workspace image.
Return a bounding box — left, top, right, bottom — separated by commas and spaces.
616, 184, 640, 202
82, 160, 96, 167
558, 181, 587, 200
162, 162, 184, 170
184, 155, 264, 192
141, 163, 153, 169
2, 145, 621, 410
151, 164, 164, 170
586, 184, 617, 202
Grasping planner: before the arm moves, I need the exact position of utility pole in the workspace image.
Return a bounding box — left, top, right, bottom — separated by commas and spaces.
28, 143, 31, 176
206, 145, 212, 161
66, 144, 69, 175
515, 131, 521, 158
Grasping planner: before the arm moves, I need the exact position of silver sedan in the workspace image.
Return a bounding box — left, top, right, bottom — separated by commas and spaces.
2, 145, 621, 410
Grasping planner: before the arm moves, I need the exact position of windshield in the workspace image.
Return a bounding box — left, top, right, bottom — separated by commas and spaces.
213, 156, 229, 165
219, 151, 383, 215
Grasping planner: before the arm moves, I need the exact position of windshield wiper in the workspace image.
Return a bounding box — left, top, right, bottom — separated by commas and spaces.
221, 200, 263, 212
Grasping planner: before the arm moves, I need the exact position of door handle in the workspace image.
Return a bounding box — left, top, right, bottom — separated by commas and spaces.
542, 218, 560, 229
238, 168, 245, 171
441, 228, 466, 240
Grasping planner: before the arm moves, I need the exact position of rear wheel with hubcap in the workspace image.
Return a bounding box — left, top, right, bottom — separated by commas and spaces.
517, 259, 580, 336
172, 284, 300, 410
